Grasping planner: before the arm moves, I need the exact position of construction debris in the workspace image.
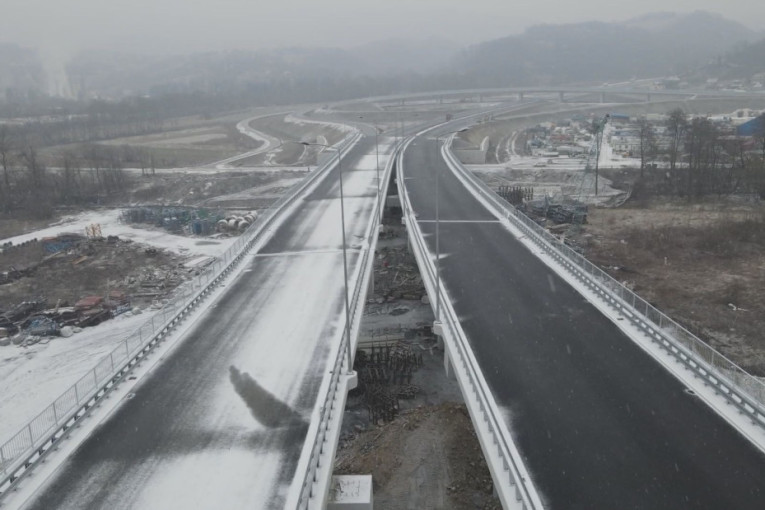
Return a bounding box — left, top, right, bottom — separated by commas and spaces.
521, 196, 588, 224
497, 185, 533, 206
0, 232, 193, 347
120, 206, 227, 235
353, 342, 424, 425
372, 246, 425, 302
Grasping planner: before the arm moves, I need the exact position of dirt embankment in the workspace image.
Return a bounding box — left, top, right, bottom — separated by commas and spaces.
336, 403, 501, 510
0, 235, 184, 308
573, 198, 765, 374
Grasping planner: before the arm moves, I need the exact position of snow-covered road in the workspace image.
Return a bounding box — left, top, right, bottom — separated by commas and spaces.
11, 135, 393, 510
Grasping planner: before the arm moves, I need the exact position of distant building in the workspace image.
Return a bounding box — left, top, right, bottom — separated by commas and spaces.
737, 116, 765, 137
609, 113, 631, 125
661, 77, 682, 89
611, 136, 641, 154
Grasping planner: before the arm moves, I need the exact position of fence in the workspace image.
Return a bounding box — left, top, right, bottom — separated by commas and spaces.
0, 131, 362, 497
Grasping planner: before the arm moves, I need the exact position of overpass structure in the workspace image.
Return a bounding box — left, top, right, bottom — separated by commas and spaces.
3, 99, 765, 509
0, 123, 397, 509
397, 115, 765, 508
340, 85, 765, 111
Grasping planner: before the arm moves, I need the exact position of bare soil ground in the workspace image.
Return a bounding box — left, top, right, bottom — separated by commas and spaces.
128, 169, 307, 208
0, 236, 185, 310
335, 218, 500, 509
570, 197, 765, 374
234, 115, 348, 167
0, 218, 57, 241
42, 123, 261, 169
336, 403, 501, 510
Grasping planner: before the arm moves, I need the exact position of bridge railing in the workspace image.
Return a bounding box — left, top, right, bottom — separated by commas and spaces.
398, 137, 543, 510
293, 136, 401, 509
0, 131, 363, 498
441, 141, 765, 431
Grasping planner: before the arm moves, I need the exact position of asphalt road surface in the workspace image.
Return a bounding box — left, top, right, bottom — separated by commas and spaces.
402, 130, 765, 509
20, 135, 386, 510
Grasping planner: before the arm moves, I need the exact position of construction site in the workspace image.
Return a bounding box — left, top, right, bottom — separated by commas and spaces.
337, 218, 502, 509
2, 99, 764, 509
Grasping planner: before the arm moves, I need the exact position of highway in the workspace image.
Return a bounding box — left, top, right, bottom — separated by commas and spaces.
401, 129, 765, 509
16, 134, 390, 510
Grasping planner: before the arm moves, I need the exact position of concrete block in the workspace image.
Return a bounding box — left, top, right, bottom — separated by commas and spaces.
327, 475, 373, 510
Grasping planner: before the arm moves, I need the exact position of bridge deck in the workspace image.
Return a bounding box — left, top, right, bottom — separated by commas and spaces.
15, 137, 390, 510
402, 133, 765, 509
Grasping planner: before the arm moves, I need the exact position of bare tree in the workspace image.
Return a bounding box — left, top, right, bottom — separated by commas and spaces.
60, 151, 81, 204
666, 108, 687, 172
20, 144, 45, 190
684, 117, 727, 196
637, 117, 657, 177
0, 125, 13, 205
755, 113, 765, 172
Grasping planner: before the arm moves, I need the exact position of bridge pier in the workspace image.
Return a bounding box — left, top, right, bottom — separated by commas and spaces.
433, 320, 453, 378
444, 342, 454, 379
558, 91, 565, 102
518, 91, 524, 101
600, 91, 606, 103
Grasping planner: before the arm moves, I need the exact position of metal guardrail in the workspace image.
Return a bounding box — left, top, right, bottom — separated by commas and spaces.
0, 131, 363, 498
398, 137, 541, 510
441, 142, 765, 431
294, 137, 401, 509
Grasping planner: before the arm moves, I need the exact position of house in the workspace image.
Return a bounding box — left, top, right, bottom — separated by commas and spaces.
737, 116, 765, 137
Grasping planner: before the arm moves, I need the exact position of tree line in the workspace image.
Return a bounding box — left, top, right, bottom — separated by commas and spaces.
632, 109, 765, 198
0, 125, 142, 218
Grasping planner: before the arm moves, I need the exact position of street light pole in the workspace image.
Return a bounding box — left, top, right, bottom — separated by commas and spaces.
375, 126, 381, 225
435, 134, 442, 324
359, 116, 382, 226
300, 141, 353, 373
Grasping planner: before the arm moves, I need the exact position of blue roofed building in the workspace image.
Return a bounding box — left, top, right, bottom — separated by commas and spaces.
737, 115, 765, 137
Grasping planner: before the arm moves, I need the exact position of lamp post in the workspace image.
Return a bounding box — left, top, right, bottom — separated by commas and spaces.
299, 141, 353, 373
433, 128, 468, 336
358, 116, 382, 225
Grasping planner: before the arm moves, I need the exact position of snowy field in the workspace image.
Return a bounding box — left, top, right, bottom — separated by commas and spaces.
0, 209, 237, 257
0, 313, 149, 441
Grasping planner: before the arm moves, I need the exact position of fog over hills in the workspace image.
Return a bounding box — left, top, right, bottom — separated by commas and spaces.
1, 10, 763, 111
456, 10, 760, 86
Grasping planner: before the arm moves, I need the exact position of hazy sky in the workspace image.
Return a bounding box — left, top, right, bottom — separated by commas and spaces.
3, 0, 764, 58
